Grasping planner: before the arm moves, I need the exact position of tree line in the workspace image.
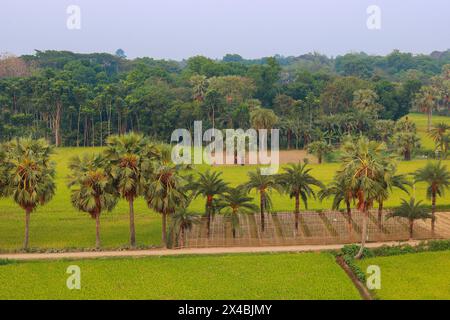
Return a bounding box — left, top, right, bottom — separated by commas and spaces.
0, 50, 448, 152
1, 134, 449, 258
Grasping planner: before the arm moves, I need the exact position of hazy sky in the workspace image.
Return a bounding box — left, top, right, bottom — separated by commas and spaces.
1, 0, 448, 60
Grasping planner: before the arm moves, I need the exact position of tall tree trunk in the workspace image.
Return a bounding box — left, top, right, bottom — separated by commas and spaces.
355, 207, 368, 259
179, 226, 184, 248
23, 208, 31, 250
431, 193, 436, 235
128, 198, 136, 248
294, 194, 300, 232
409, 220, 414, 240
162, 211, 167, 248
76, 106, 81, 147
54, 102, 62, 147
378, 201, 383, 226
287, 129, 291, 150
260, 191, 265, 232
206, 198, 212, 238
95, 213, 101, 249
346, 200, 352, 234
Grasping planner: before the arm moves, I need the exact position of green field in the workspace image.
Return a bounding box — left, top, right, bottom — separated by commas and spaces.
404, 113, 450, 151
357, 251, 450, 300
0, 113, 449, 251
0, 252, 360, 300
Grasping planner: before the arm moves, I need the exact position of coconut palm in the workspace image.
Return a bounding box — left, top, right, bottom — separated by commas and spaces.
68, 153, 118, 249
318, 171, 355, 233
340, 137, 388, 259
144, 163, 188, 248
387, 198, 431, 240
277, 163, 324, 233
218, 186, 258, 238
414, 162, 450, 234
243, 168, 283, 232
104, 133, 160, 248
376, 173, 412, 226
189, 170, 229, 237
307, 140, 332, 164
171, 206, 200, 247
3, 138, 56, 250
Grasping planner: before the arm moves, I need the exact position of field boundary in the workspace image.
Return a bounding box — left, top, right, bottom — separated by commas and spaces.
0, 240, 422, 261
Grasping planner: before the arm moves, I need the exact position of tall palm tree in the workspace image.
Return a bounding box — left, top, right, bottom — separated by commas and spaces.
277, 163, 323, 232
144, 163, 188, 248
3, 138, 56, 250
218, 186, 258, 238
318, 171, 355, 233
244, 168, 282, 232
414, 86, 438, 132
387, 198, 431, 240
414, 162, 450, 234
68, 153, 118, 249
171, 206, 200, 248
104, 133, 160, 248
189, 170, 229, 237
340, 137, 388, 259
376, 173, 412, 226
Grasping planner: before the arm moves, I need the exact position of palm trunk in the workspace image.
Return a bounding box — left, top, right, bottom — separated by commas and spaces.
128, 198, 136, 248
179, 226, 184, 248
355, 207, 368, 259
23, 208, 31, 250
206, 198, 212, 238
260, 191, 265, 232
378, 201, 383, 227
294, 195, 300, 232
346, 200, 352, 234
409, 219, 414, 240
162, 211, 167, 248
95, 214, 101, 249
431, 193, 436, 235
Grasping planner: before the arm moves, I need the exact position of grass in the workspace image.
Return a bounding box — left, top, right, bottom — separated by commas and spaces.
404, 113, 450, 151
0, 113, 449, 251
356, 251, 450, 300
0, 252, 360, 300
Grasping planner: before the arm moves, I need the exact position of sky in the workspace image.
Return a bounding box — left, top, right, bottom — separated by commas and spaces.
0, 0, 448, 60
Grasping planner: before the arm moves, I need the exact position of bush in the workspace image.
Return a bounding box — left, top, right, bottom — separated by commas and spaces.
0, 259, 13, 266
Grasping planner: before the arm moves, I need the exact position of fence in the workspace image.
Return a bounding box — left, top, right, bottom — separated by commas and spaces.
175, 210, 441, 249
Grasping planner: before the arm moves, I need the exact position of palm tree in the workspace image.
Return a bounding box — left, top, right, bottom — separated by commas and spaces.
190, 74, 208, 102
429, 122, 449, 157
387, 198, 431, 240
376, 173, 412, 226
414, 162, 450, 234
104, 133, 160, 248
218, 186, 258, 238
2, 138, 56, 250
144, 163, 188, 248
340, 137, 388, 259
319, 171, 355, 233
414, 86, 438, 131
277, 163, 323, 233
171, 207, 200, 247
68, 153, 118, 249
244, 168, 282, 232
189, 170, 228, 237
391, 132, 421, 161
307, 140, 332, 164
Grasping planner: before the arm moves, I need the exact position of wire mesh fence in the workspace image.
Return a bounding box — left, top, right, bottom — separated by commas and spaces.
174, 210, 442, 249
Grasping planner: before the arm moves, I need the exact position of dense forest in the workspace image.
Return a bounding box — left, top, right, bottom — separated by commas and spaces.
0, 49, 448, 151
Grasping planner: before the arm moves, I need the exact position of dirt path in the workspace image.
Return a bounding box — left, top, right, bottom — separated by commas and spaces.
0, 240, 423, 262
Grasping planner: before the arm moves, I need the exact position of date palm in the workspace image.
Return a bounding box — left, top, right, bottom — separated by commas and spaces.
218, 186, 258, 238
171, 206, 200, 247
244, 168, 283, 232
387, 198, 431, 240
144, 163, 188, 248
414, 162, 450, 234
340, 137, 387, 259
277, 163, 323, 233
68, 153, 118, 249
3, 138, 56, 250
104, 133, 160, 248
319, 171, 355, 233
189, 170, 229, 237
